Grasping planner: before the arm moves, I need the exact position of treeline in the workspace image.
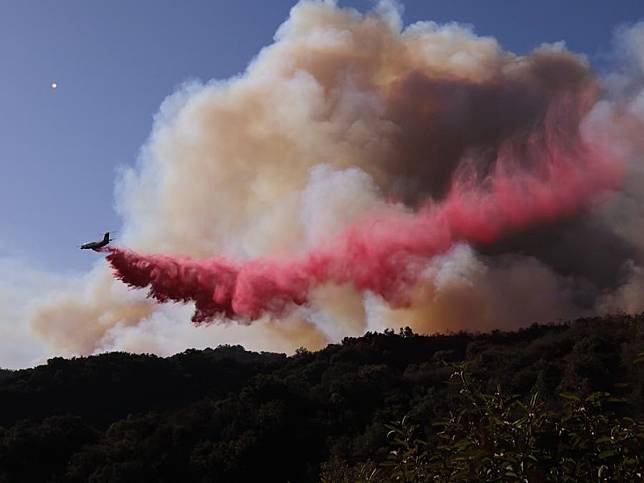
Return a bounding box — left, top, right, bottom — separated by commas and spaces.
0, 314, 643, 482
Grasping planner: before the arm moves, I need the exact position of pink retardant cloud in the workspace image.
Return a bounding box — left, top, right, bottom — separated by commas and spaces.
105, 126, 623, 324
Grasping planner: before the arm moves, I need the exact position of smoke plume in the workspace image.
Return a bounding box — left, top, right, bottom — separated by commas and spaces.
30, 1, 644, 358
104, 122, 622, 322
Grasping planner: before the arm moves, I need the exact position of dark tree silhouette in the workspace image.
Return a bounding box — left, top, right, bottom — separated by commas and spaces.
0, 314, 642, 482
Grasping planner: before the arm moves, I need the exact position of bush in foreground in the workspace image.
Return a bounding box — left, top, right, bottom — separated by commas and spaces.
323, 361, 644, 482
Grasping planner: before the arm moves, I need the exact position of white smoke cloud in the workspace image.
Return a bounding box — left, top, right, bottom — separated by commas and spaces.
0, 258, 74, 368
3, 4, 642, 368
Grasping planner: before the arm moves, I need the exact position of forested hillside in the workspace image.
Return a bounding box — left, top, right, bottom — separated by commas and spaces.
1, 315, 643, 482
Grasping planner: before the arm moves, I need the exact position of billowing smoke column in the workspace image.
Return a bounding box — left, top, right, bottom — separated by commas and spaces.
29, 1, 644, 359
105, 116, 623, 322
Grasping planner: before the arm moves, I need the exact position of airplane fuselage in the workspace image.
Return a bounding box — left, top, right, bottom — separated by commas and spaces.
80, 232, 112, 251
80, 241, 109, 251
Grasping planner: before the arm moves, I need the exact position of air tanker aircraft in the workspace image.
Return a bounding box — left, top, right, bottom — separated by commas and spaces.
80, 232, 113, 251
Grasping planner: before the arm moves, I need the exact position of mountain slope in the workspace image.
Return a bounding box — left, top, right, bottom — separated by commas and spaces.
1, 314, 643, 482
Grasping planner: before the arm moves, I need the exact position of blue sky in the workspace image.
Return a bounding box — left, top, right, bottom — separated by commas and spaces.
1, 0, 643, 273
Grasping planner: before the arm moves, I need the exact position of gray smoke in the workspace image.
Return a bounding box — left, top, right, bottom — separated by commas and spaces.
23, 2, 644, 363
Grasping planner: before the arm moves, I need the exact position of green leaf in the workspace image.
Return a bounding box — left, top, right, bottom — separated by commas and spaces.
598, 465, 608, 478
598, 449, 616, 459
559, 392, 581, 402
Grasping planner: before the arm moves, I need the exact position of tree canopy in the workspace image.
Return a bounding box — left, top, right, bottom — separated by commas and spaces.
1, 314, 643, 482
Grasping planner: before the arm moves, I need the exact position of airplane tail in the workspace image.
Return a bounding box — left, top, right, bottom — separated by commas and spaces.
103, 232, 110, 242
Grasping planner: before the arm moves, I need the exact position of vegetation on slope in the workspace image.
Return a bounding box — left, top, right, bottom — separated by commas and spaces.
0, 314, 643, 482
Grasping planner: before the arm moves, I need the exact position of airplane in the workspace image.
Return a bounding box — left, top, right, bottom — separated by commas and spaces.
80, 232, 113, 252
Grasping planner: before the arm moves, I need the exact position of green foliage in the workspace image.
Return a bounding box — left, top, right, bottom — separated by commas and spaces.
383, 416, 430, 481
0, 316, 643, 482
335, 363, 644, 482
319, 457, 381, 483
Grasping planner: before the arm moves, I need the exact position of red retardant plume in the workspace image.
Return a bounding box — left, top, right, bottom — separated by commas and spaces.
105, 132, 624, 324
